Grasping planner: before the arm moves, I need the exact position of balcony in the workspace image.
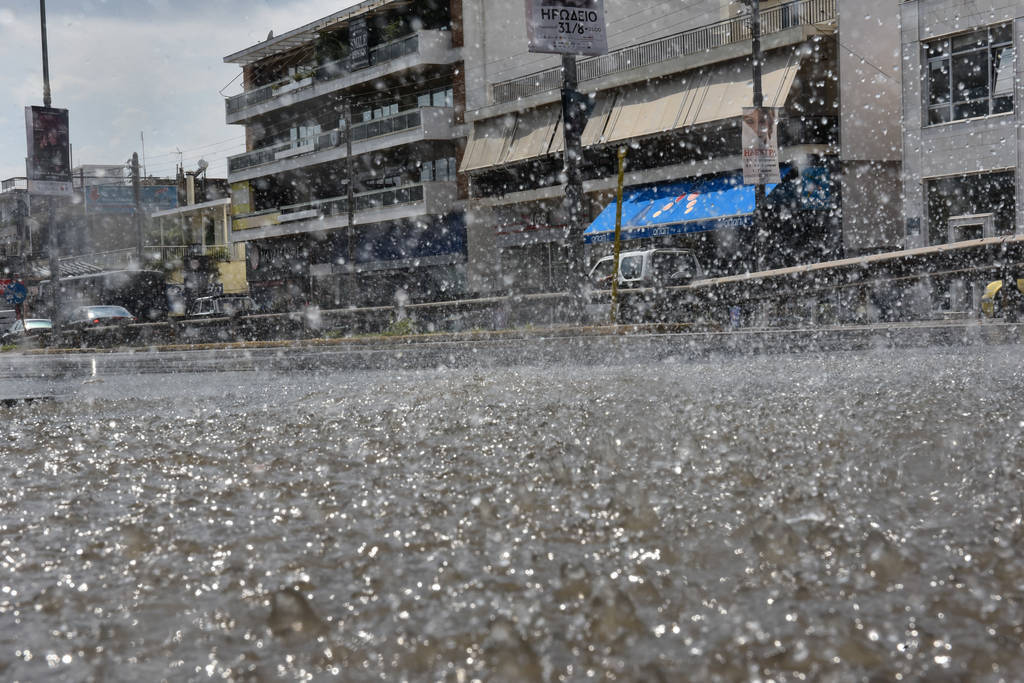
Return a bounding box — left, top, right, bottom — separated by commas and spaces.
1, 177, 28, 193
490, 0, 836, 105
227, 107, 455, 180
231, 181, 457, 239
225, 30, 456, 123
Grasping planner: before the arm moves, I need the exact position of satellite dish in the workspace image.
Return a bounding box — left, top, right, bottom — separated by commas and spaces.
197, 158, 209, 172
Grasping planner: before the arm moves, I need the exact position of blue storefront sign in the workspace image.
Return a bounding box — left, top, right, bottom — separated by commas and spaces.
84, 185, 178, 214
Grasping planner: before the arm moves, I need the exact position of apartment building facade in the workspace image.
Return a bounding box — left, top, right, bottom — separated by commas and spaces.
223, 0, 465, 311
461, 0, 902, 293
900, 0, 1022, 248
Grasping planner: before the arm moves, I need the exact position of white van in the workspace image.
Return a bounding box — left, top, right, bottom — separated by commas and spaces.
588, 248, 704, 289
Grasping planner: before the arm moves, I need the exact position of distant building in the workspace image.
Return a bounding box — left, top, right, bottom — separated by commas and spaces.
0, 177, 32, 274
222, 0, 464, 311
899, 0, 1022, 248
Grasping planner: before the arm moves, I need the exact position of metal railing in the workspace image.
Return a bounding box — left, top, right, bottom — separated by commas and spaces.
491, 0, 836, 104
275, 183, 427, 221
315, 34, 420, 81
58, 244, 239, 271
228, 109, 428, 174
1, 177, 28, 193
226, 33, 422, 116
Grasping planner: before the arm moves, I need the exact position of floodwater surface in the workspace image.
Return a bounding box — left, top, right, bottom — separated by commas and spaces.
1, 346, 1023, 681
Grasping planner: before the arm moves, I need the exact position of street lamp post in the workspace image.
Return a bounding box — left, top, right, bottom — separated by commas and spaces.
750, 0, 765, 272
561, 54, 586, 315
40, 0, 61, 328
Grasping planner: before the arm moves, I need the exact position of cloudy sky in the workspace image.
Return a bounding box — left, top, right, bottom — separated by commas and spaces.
0, 0, 363, 182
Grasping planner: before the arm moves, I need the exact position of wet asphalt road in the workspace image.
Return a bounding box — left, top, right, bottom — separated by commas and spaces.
1, 333, 1023, 681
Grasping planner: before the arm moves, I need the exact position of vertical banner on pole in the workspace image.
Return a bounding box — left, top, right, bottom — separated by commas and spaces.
25, 105, 72, 195
742, 106, 781, 185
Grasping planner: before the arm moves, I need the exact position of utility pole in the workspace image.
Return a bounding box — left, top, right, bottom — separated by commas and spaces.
560, 54, 586, 314
132, 152, 143, 263
750, 0, 765, 271
345, 100, 354, 274
40, 0, 51, 108
40, 0, 60, 328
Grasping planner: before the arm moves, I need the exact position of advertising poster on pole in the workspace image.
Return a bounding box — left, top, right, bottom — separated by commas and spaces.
741, 106, 781, 185
24, 105, 73, 196
525, 0, 608, 56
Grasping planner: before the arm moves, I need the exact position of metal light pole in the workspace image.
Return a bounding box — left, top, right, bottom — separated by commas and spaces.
561, 54, 586, 315
40, 0, 61, 328
749, 0, 765, 271
40, 0, 51, 108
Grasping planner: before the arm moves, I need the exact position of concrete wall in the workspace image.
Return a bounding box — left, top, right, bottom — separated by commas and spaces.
837, 0, 903, 255
900, 0, 1023, 246
841, 160, 903, 255
461, 0, 730, 112
838, 0, 902, 162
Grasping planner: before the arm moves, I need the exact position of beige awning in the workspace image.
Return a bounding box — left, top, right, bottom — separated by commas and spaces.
604, 50, 800, 141
550, 93, 614, 152
460, 115, 517, 172
506, 105, 561, 163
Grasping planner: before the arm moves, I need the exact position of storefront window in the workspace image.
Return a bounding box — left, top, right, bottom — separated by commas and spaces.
926, 171, 1015, 245
925, 24, 1014, 125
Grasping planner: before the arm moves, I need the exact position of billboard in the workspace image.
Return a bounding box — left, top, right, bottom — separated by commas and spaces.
84, 185, 178, 215
349, 17, 369, 70
525, 0, 608, 56
742, 107, 781, 185
25, 106, 72, 195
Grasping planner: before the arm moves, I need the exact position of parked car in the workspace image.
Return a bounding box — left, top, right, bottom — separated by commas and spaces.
980, 277, 1024, 318
66, 305, 137, 328
187, 294, 258, 319
1, 318, 52, 345
588, 248, 705, 289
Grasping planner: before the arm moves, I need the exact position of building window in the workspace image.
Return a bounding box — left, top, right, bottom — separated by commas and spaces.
925, 23, 1014, 125
417, 87, 454, 109
359, 102, 399, 123
926, 171, 1015, 245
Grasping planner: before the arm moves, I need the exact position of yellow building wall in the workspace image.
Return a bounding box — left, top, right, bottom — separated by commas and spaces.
218, 261, 248, 294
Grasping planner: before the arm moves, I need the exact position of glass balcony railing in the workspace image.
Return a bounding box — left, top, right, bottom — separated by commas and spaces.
228, 109, 429, 174
276, 183, 427, 222
226, 33, 427, 117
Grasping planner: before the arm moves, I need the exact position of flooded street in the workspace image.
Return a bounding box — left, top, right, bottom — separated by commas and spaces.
2, 344, 1023, 681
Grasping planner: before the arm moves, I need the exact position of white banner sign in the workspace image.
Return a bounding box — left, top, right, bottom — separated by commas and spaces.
742, 107, 781, 185
525, 0, 608, 56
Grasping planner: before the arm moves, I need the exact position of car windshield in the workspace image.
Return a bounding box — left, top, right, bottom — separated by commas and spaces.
85, 306, 131, 318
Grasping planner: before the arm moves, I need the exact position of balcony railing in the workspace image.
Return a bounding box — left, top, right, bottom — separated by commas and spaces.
491, 0, 837, 104
314, 34, 420, 81
228, 109, 429, 174
58, 244, 239, 271
277, 183, 427, 221
1, 177, 28, 193
226, 33, 423, 116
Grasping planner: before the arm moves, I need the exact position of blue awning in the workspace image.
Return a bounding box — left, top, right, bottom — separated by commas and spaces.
584, 172, 780, 245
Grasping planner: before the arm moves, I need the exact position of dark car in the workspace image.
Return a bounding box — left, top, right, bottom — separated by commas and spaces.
1, 318, 52, 345
187, 295, 258, 319
66, 305, 137, 328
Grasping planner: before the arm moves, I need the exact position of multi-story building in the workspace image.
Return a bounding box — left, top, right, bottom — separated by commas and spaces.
0, 177, 32, 273
223, 0, 465, 311
900, 0, 1021, 248
461, 0, 902, 292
